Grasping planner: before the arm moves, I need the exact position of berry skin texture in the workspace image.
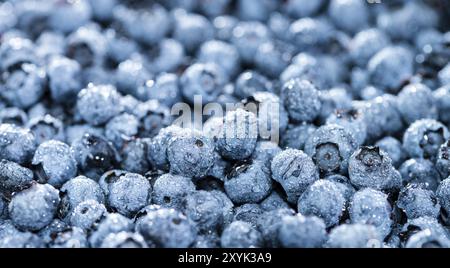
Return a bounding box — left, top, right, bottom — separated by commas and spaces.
271, 149, 319, 204
105, 113, 139, 150
375, 137, 406, 168
0, 159, 34, 196
278, 214, 327, 248
167, 131, 215, 178
256, 208, 296, 247
99, 172, 151, 217
349, 188, 393, 239
326, 108, 367, 145
69, 200, 107, 231
433, 86, 450, 125
402, 119, 449, 161
88, 213, 134, 248
397, 83, 438, 125
59, 175, 105, 219
304, 124, 357, 176
298, 180, 346, 228
350, 28, 390, 67
147, 125, 184, 171
400, 158, 441, 192
198, 40, 240, 78
32, 140, 78, 188
328, 0, 368, 34
348, 146, 401, 191
397, 184, 440, 219
231, 21, 271, 64
8, 183, 60, 232
437, 140, 450, 179
180, 63, 227, 104
0, 123, 36, 165
436, 178, 450, 221
327, 224, 383, 248
368, 46, 414, 92
183, 190, 225, 232
220, 221, 263, 248
152, 174, 196, 211
135, 208, 197, 248
281, 79, 321, 123
47, 56, 82, 103
281, 123, 316, 151
76, 84, 122, 126
101, 231, 148, 248
217, 109, 258, 161
405, 229, 450, 248
233, 203, 263, 228
224, 160, 272, 204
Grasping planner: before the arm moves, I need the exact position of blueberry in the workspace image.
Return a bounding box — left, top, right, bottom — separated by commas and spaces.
397, 184, 440, 219
233, 203, 263, 228
198, 0, 230, 17
281, 79, 321, 123
281, 54, 331, 90
0, 107, 28, 126
368, 46, 414, 92
59, 176, 105, 219
101, 231, 148, 248
143, 73, 182, 108
49, 0, 91, 34
71, 133, 119, 180
183, 190, 224, 232
49, 227, 88, 248
0, 37, 37, 72
234, 71, 273, 99
278, 214, 327, 248
147, 125, 184, 171
180, 63, 227, 104
403, 119, 449, 161
397, 83, 438, 125
87, 0, 117, 21
259, 192, 290, 212
198, 40, 240, 78
242, 91, 289, 139
89, 213, 134, 248
9, 183, 60, 231
105, 113, 139, 150
211, 190, 235, 228
271, 149, 319, 204
76, 84, 122, 126
439, 63, 450, 86
115, 57, 152, 99
256, 208, 295, 248
349, 188, 393, 238
99, 171, 151, 217
377, 2, 438, 41
0, 62, 46, 109
400, 216, 448, 243
298, 180, 346, 228
113, 3, 170, 46
437, 141, 450, 179
193, 233, 221, 248
66, 25, 107, 68
324, 174, 356, 202
415, 28, 443, 51
0, 123, 36, 165
436, 178, 450, 221
288, 18, 333, 53
220, 221, 263, 248
433, 86, 450, 125
145, 38, 185, 74
304, 124, 357, 176
69, 200, 107, 230
281, 123, 316, 151
284, 0, 324, 18
268, 12, 291, 41
135, 208, 197, 248
27, 115, 65, 145
0, 159, 33, 197
318, 87, 353, 123
328, 0, 368, 34
173, 11, 214, 53
237, 0, 277, 21
32, 140, 78, 188
104, 28, 138, 66
326, 108, 367, 145
375, 137, 406, 168
349, 28, 390, 67
120, 138, 151, 174
167, 130, 215, 178
213, 15, 238, 42
255, 40, 294, 79
217, 109, 258, 161
135, 100, 172, 139
327, 224, 383, 248
405, 229, 450, 248
348, 146, 401, 191
64, 124, 104, 145
224, 160, 272, 204
399, 158, 441, 191
251, 141, 282, 169
38, 219, 69, 245
0, 231, 44, 248
356, 95, 404, 141
152, 174, 196, 210
231, 21, 271, 64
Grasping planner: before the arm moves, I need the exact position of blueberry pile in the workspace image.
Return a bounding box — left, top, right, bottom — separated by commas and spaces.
0, 0, 450, 249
